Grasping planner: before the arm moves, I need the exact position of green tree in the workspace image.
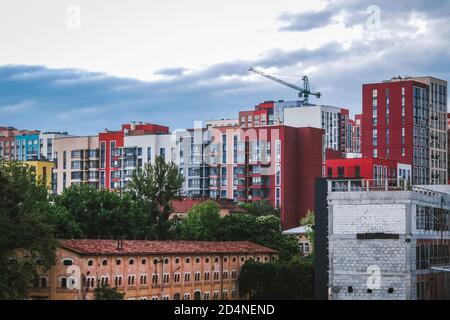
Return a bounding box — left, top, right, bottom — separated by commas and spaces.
94, 284, 125, 300
126, 156, 184, 240
0, 161, 57, 299
179, 201, 221, 240
219, 214, 299, 260
54, 184, 149, 239
239, 257, 314, 300
239, 200, 280, 217
300, 210, 315, 246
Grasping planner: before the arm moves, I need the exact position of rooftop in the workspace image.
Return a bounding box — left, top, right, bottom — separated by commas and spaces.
60, 239, 276, 256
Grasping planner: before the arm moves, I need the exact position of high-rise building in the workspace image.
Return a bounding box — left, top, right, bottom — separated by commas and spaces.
98, 122, 170, 191
411, 77, 448, 185
239, 101, 349, 152
362, 77, 437, 185
53, 136, 100, 194
39, 132, 70, 161
15, 132, 41, 161
352, 114, 362, 153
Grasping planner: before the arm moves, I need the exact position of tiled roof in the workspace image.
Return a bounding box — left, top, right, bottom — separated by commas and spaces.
60, 240, 277, 256
170, 198, 204, 213
170, 198, 247, 214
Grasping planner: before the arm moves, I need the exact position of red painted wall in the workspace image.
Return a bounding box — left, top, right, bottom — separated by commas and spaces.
99, 131, 124, 190
361, 80, 428, 166
325, 158, 397, 180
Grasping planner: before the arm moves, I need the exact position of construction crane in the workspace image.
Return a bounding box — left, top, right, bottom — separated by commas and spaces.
248, 67, 321, 104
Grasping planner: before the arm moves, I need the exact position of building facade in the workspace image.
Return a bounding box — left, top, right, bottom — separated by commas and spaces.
29, 239, 277, 300
411, 77, 448, 185
15, 132, 41, 161
325, 157, 412, 186
24, 161, 54, 189
99, 123, 170, 191
328, 182, 450, 300
53, 136, 99, 194
362, 77, 447, 185
352, 114, 362, 153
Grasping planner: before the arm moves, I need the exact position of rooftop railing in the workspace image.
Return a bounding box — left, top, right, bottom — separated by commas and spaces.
328, 178, 412, 193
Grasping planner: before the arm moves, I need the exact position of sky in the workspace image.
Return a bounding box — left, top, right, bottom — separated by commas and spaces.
0, 0, 449, 135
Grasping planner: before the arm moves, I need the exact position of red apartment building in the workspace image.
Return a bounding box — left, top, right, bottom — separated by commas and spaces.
208, 122, 325, 229
362, 78, 430, 185
99, 122, 169, 190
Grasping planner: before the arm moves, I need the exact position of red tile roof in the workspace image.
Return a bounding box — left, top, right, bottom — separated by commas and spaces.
170, 198, 204, 213
170, 198, 247, 214
60, 240, 277, 256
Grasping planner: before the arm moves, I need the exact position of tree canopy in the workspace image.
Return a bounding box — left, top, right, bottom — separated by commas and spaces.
0, 161, 57, 299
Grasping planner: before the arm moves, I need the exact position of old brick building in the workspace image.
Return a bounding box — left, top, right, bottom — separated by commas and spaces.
29, 240, 277, 300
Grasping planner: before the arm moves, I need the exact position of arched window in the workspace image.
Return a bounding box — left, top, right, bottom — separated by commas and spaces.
173, 293, 181, 300
194, 291, 201, 300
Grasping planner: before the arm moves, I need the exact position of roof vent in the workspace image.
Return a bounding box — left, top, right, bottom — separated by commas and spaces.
117, 238, 124, 250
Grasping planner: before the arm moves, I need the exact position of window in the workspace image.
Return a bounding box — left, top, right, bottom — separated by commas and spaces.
183, 293, 190, 300
222, 290, 228, 300
116, 259, 121, 265
195, 257, 200, 263
195, 272, 201, 282
174, 273, 181, 283
213, 271, 220, 280
140, 274, 147, 285
184, 272, 191, 282
114, 276, 123, 287
163, 273, 170, 283
185, 258, 190, 263
213, 291, 219, 300
60, 277, 67, 288
127, 275, 135, 286
152, 274, 159, 285
141, 258, 147, 265
204, 272, 210, 281
337, 167, 344, 178
355, 166, 361, 178
275, 140, 281, 162
204, 292, 210, 300
102, 259, 108, 266
62, 259, 73, 266
223, 271, 228, 279
231, 270, 237, 279
87, 259, 94, 266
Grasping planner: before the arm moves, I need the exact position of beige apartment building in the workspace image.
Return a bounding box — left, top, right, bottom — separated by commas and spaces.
53, 136, 99, 194
412, 77, 448, 185
29, 239, 277, 300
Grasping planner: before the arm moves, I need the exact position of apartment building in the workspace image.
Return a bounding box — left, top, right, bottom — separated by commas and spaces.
99, 122, 170, 191
39, 132, 70, 161
24, 160, 54, 189
121, 133, 176, 190
29, 239, 277, 300
15, 132, 41, 161
362, 76, 447, 185
238, 100, 349, 152
53, 136, 99, 194
352, 114, 362, 153
327, 182, 450, 300
412, 77, 448, 185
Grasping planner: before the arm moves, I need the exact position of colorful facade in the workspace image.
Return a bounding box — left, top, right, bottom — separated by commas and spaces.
24, 160, 54, 189
15, 132, 41, 161
362, 78, 431, 185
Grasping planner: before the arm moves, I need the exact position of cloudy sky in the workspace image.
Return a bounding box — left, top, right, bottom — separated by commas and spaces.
1, 0, 449, 135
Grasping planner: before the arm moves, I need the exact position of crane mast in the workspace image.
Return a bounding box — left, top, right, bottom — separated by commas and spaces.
248, 67, 321, 104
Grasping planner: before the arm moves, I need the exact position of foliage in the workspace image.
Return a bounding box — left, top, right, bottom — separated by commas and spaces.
0, 161, 57, 299
300, 210, 315, 246
53, 184, 149, 239
179, 201, 221, 240
239, 200, 280, 217
126, 156, 184, 239
94, 284, 125, 300
239, 256, 314, 300
178, 210, 299, 260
